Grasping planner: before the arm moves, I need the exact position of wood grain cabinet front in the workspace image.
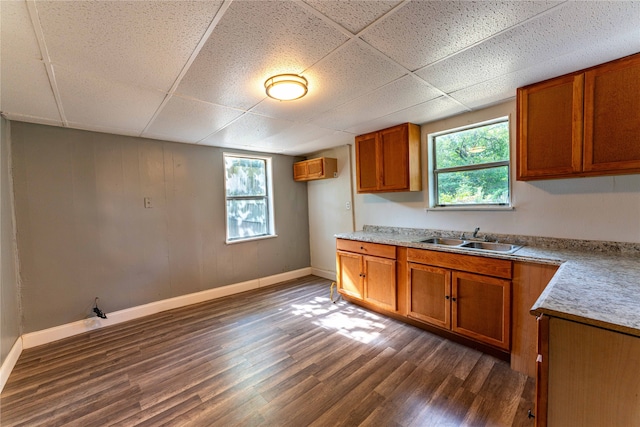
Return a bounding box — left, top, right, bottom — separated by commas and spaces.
407, 249, 512, 351
293, 157, 337, 182
336, 239, 397, 311
517, 52, 640, 180
355, 123, 421, 193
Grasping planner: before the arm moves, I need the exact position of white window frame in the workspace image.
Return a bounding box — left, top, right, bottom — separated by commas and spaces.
427, 116, 513, 211
223, 153, 276, 244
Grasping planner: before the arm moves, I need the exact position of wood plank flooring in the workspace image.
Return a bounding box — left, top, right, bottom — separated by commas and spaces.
0, 276, 535, 426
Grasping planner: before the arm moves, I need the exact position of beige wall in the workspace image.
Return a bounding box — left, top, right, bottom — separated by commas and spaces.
307, 145, 355, 278
11, 122, 310, 333
354, 100, 640, 242
1, 117, 21, 364
308, 101, 640, 279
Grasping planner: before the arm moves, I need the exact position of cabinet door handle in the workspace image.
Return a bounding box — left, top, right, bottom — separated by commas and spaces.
451, 297, 457, 302
445, 295, 450, 300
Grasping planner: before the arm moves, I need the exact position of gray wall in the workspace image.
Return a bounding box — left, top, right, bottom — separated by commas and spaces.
1, 117, 21, 364
11, 122, 310, 333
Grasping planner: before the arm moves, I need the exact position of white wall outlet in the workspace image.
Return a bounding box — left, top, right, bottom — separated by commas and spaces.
144, 197, 152, 208
346, 201, 351, 210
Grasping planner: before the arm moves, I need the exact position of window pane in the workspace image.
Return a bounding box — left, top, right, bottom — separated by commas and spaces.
226, 198, 268, 240
435, 121, 509, 169
437, 165, 509, 205
225, 157, 266, 197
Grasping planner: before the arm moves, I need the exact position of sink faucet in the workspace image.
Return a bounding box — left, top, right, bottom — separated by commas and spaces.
472, 227, 480, 238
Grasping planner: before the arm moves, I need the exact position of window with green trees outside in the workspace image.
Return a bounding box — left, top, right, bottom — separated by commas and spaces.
432, 118, 510, 206
224, 154, 274, 242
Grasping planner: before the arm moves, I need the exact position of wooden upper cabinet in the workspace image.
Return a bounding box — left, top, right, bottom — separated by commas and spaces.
583, 54, 640, 173
517, 52, 640, 180
293, 157, 337, 182
355, 123, 421, 193
517, 74, 584, 179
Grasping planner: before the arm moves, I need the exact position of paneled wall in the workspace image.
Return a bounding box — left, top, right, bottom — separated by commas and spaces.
1, 117, 20, 364
11, 123, 310, 333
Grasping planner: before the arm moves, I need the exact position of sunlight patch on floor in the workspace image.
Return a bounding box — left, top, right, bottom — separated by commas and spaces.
290, 297, 386, 344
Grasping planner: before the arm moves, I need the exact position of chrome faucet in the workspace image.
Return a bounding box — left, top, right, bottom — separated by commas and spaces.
472, 227, 480, 238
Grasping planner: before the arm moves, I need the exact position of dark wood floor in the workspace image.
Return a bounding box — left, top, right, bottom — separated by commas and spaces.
1, 276, 535, 427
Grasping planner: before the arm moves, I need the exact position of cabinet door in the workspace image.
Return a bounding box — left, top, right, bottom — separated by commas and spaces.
355, 132, 379, 192
306, 158, 325, 179
293, 162, 308, 181
517, 74, 583, 180
407, 263, 451, 329
336, 251, 363, 300
363, 255, 396, 311
378, 125, 409, 191
583, 54, 640, 173
451, 271, 511, 350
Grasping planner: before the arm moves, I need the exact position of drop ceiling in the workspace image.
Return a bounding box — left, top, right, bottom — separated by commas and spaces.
2, 0, 639, 156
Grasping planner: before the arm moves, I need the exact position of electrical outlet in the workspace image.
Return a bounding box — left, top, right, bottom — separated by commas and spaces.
346, 201, 351, 210
144, 197, 152, 208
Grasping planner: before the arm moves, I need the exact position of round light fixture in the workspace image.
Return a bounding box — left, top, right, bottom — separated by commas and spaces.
264, 74, 308, 101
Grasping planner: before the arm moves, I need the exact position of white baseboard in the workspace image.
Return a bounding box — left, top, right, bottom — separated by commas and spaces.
0, 337, 23, 393
22, 267, 312, 350
310, 267, 336, 281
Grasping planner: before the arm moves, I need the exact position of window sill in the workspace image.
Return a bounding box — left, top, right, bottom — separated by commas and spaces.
225, 234, 278, 245
425, 206, 515, 212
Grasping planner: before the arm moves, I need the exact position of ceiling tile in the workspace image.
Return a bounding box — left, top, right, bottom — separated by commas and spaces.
362, 1, 561, 71
286, 130, 354, 156
143, 96, 245, 143
0, 1, 61, 124
199, 113, 294, 151
34, 0, 224, 92
176, 0, 348, 110
346, 96, 467, 135
252, 40, 407, 122
242, 123, 347, 154
302, 0, 402, 34
310, 75, 442, 131
417, 1, 640, 94
54, 66, 166, 134
450, 32, 640, 110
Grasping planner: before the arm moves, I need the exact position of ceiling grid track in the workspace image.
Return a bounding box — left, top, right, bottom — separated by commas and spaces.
141, 0, 235, 137
25, 0, 68, 126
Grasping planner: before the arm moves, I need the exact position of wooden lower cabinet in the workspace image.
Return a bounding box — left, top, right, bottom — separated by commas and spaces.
336, 239, 397, 312
363, 256, 396, 311
536, 316, 640, 427
408, 262, 511, 350
452, 271, 511, 350
336, 250, 364, 299
407, 263, 450, 328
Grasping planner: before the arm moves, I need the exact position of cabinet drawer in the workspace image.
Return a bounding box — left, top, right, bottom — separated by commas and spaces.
407, 248, 512, 279
336, 239, 396, 259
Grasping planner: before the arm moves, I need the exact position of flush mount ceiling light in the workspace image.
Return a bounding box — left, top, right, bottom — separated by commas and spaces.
264, 74, 308, 101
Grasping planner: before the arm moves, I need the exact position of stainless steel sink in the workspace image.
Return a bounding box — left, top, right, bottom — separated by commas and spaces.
414, 236, 522, 254
416, 237, 465, 246
460, 241, 522, 253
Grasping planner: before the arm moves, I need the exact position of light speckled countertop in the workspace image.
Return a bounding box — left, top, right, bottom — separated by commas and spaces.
336, 225, 640, 338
